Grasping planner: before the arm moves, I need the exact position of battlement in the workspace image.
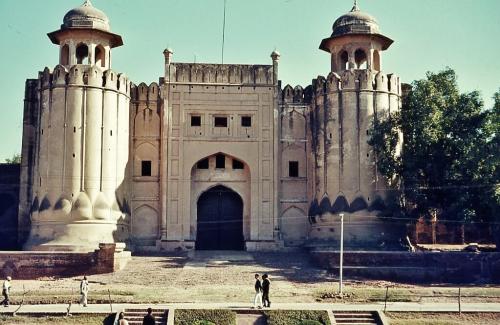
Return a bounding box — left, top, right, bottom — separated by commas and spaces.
38, 65, 131, 96
281, 84, 314, 104
166, 63, 275, 86
130, 82, 160, 101
309, 70, 401, 96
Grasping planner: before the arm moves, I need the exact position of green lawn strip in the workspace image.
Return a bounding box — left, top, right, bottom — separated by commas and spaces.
314, 287, 500, 303
264, 310, 332, 325
174, 309, 237, 325
386, 312, 500, 325
0, 314, 108, 325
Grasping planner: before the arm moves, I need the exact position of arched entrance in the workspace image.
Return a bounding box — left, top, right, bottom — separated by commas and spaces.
196, 185, 244, 250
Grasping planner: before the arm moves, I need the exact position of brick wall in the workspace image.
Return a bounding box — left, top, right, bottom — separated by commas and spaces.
0, 243, 130, 279
0, 163, 20, 250
311, 250, 500, 283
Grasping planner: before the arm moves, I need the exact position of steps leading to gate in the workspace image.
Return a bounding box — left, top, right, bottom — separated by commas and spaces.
122, 308, 168, 325
332, 311, 382, 325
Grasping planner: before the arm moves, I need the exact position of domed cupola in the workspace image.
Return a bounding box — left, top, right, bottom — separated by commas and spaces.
48, 0, 123, 69
331, 2, 380, 37
320, 0, 393, 73
62, 0, 110, 32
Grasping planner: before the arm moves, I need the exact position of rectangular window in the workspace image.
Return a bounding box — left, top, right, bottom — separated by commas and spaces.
216, 154, 225, 169
191, 115, 201, 127
289, 161, 299, 177
241, 116, 252, 127
232, 159, 244, 170
197, 158, 209, 169
141, 160, 152, 176
214, 116, 228, 127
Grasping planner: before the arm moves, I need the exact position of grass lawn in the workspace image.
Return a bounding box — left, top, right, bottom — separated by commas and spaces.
387, 312, 500, 325
315, 286, 500, 303
0, 314, 108, 325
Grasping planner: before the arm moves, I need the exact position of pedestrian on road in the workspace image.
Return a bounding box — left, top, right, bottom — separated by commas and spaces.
118, 312, 129, 325
79, 275, 89, 307
1, 276, 11, 307
253, 273, 263, 309
143, 307, 156, 325
262, 273, 271, 308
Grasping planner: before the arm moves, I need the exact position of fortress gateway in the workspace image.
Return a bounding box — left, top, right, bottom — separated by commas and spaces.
18, 1, 402, 252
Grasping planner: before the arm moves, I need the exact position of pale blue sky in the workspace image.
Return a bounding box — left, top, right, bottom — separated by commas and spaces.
0, 0, 499, 161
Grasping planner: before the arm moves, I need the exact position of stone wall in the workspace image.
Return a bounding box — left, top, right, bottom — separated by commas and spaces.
0, 164, 20, 250
311, 250, 500, 283
0, 243, 130, 279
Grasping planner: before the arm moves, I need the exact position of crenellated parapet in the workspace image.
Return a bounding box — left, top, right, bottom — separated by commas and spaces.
130, 82, 161, 102
166, 63, 275, 86
38, 65, 131, 96
308, 70, 401, 95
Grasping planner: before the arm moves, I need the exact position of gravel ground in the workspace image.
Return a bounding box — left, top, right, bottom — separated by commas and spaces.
13, 252, 336, 304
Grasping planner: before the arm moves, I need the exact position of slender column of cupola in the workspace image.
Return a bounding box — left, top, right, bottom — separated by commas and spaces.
24, 0, 129, 252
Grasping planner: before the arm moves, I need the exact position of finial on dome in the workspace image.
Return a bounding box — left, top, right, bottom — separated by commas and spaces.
83, 0, 92, 6
351, 0, 360, 12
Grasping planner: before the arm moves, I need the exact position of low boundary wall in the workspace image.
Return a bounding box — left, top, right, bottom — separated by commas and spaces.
311, 250, 500, 283
0, 243, 131, 279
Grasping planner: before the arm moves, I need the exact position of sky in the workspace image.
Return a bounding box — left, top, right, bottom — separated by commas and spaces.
0, 0, 499, 162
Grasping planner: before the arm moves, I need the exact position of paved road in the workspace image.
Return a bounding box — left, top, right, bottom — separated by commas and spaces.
0, 302, 499, 315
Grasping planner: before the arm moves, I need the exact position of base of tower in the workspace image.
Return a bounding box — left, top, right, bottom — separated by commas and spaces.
308, 210, 406, 250
24, 220, 119, 253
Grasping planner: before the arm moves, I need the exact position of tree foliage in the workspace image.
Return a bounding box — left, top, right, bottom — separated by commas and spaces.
369, 68, 499, 225
4, 153, 21, 164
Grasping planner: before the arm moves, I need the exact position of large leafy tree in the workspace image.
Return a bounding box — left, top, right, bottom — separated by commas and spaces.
369, 69, 499, 229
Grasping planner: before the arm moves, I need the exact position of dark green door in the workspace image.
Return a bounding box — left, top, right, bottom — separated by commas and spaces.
196, 185, 244, 250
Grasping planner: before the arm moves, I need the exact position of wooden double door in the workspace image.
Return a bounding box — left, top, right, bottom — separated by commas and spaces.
196, 185, 244, 250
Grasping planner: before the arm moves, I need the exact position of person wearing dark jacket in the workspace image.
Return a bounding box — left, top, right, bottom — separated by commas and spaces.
142, 307, 156, 325
262, 274, 271, 307
253, 273, 263, 309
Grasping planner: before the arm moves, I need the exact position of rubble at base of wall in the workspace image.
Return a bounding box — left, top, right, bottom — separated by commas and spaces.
310, 250, 500, 284
0, 243, 131, 279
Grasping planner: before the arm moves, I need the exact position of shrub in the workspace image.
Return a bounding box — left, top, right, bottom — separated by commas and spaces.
174, 309, 237, 325
265, 310, 331, 325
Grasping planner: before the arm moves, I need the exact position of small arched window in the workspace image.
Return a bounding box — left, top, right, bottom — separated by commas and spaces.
355, 49, 367, 69
95, 45, 106, 68
76, 43, 89, 64
339, 51, 349, 71
61, 44, 69, 65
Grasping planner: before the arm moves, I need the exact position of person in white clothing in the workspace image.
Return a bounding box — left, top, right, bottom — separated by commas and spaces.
253, 273, 263, 309
1, 276, 11, 307
118, 312, 129, 325
79, 276, 89, 307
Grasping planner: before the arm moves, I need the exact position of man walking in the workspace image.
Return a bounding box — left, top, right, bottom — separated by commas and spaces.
79, 276, 89, 307
253, 273, 263, 309
142, 307, 156, 325
262, 274, 271, 308
1, 276, 11, 307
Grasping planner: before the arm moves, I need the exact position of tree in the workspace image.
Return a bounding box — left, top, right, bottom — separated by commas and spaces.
369, 68, 499, 232
4, 153, 21, 164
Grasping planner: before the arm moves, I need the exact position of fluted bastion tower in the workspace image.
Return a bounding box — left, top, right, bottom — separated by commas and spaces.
22, 0, 130, 251
304, 2, 402, 246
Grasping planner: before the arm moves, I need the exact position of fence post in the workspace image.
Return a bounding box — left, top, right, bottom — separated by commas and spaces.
458, 287, 462, 316
108, 289, 113, 313
384, 286, 389, 313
